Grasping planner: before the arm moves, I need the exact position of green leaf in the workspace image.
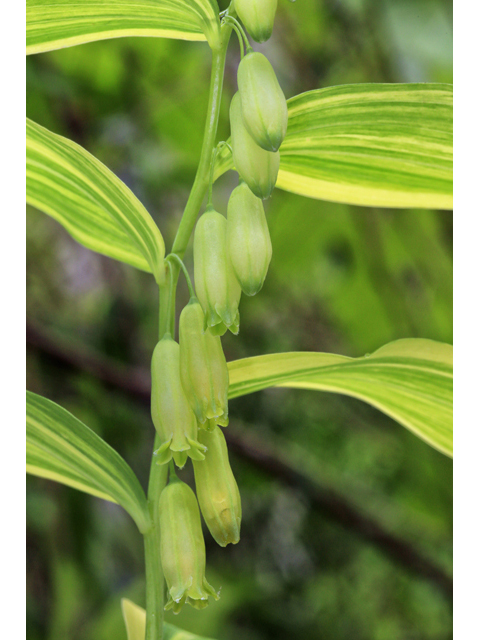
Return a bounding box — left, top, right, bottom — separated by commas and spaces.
26, 0, 221, 55
215, 84, 453, 210
26, 118, 166, 282
228, 339, 453, 457
26, 391, 150, 532
121, 599, 218, 640
121, 599, 146, 640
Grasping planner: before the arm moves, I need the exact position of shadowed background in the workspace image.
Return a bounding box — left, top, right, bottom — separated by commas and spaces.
26, 0, 453, 638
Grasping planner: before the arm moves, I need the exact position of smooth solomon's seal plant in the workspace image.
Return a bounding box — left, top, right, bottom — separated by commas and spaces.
26, 0, 453, 639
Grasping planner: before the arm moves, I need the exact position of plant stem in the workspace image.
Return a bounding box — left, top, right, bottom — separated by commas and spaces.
157, 30, 230, 336
166, 253, 195, 299
172, 29, 232, 258
144, 435, 168, 640
171, 24, 232, 260
147, 23, 232, 638
158, 276, 174, 339
222, 16, 250, 56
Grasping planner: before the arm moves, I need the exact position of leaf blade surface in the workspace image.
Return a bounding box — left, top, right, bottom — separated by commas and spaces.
228, 339, 453, 456
27, 118, 165, 281
26, 391, 150, 531
26, 0, 221, 54
215, 84, 453, 209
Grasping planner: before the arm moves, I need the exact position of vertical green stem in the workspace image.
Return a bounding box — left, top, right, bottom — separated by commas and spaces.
167, 25, 232, 295
144, 435, 168, 640
171, 29, 231, 258
158, 28, 230, 337
145, 21, 232, 640
158, 278, 174, 339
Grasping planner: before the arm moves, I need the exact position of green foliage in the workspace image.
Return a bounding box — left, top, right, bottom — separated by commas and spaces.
228, 338, 452, 456
26, 391, 150, 532
27, 118, 166, 282
26, 0, 221, 54
26, 0, 452, 638
215, 83, 453, 209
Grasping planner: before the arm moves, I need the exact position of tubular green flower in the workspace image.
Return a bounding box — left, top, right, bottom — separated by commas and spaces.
159, 479, 219, 613
151, 336, 207, 468
179, 297, 229, 426
237, 51, 288, 152
227, 181, 272, 296
230, 92, 279, 200
193, 425, 242, 547
193, 208, 241, 336
235, 0, 278, 43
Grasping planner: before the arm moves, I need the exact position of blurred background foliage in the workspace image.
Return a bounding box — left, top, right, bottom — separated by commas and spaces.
26, 0, 453, 638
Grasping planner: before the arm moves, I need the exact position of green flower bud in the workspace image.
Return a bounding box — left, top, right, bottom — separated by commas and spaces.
227, 181, 272, 296
230, 92, 279, 200
235, 0, 278, 43
194, 209, 241, 336
151, 336, 207, 468
237, 51, 288, 152
159, 479, 219, 613
179, 298, 229, 426
193, 425, 242, 547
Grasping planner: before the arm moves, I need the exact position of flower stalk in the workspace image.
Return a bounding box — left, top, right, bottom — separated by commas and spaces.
144, 20, 233, 640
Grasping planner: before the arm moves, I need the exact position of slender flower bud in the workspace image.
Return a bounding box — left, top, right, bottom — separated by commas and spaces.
235, 0, 278, 43
237, 51, 288, 152
159, 478, 219, 613
179, 298, 229, 426
230, 92, 279, 200
193, 208, 241, 336
193, 425, 242, 547
227, 181, 272, 296
151, 336, 207, 468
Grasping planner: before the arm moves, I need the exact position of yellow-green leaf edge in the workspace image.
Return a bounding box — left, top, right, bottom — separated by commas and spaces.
27, 117, 165, 282
26, 391, 150, 531
26, 0, 221, 54
215, 83, 453, 210
228, 339, 453, 457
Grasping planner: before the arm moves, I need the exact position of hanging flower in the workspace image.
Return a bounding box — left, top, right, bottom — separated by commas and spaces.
159, 479, 220, 613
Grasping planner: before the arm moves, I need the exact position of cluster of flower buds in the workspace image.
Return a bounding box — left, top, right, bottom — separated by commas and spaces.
151, 297, 231, 466
193, 12, 287, 324
151, 3, 287, 614
150, 298, 241, 613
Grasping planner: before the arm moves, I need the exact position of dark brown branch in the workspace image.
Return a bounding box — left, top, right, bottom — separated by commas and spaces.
26, 320, 452, 600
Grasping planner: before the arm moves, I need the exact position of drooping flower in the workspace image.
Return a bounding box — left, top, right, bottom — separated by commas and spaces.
194, 208, 241, 335
179, 297, 229, 426
159, 478, 219, 613
235, 0, 278, 43
193, 425, 242, 547
230, 92, 279, 200
237, 51, 288, 152
227, 180, 272, 296
151, 335, 206, 468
